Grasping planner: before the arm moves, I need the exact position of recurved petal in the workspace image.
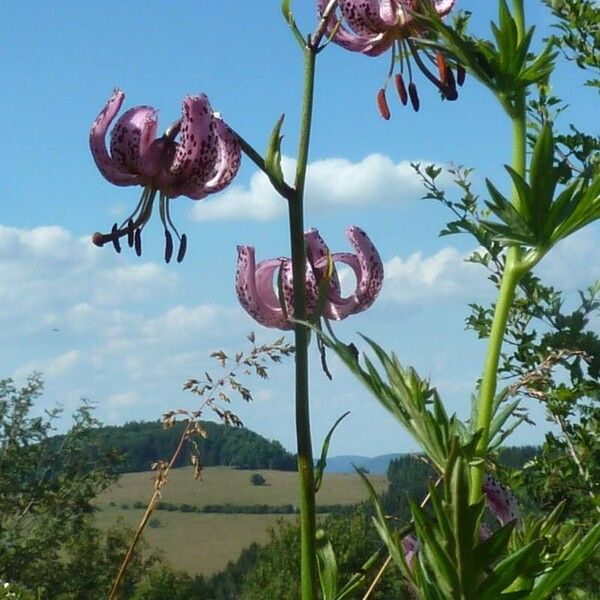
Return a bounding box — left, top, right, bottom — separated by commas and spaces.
345, 226, 384, 312
338, 0, 389, 35
282, 258, 320, 319
483, 474, 521, 525
236, 246, 289, 330
432, 0, 456, 17
109, 106, 158, 174
202, 118, 242, 195
318, 0, 389, 55
90, 89, 143, 186
170, 94, 218, 193
323, 252, 361, 320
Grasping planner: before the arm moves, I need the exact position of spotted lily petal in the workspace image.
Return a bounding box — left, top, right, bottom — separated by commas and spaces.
338, 0, 390, 36
202, 118, 242, 195
319, 0, 459, 115
236, 227, 383, 330
109, 106, 157, 175
483, 474, 521, 525
168, 94, 218, 198
236, 247, 289, 329
90, 89, 144, 186
318, 0, 387, 54
90, 90, 241, 261
329, 226, 384, 317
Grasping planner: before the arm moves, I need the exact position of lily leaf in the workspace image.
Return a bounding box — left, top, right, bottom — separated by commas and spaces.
316, 529, 338, 600
528, 521, 600, 600
314, 411, 350, 493
264, 113, 286, 187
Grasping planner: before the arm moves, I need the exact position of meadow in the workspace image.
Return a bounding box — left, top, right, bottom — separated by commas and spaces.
95, 466, 388, 575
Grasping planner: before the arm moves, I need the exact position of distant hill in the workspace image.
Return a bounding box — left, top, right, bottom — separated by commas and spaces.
325, 453, 402, 474
48, 420, 297, 473
324, 445, 540, 475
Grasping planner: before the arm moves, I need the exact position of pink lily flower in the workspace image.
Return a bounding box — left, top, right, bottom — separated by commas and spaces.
90, 89, 241, 262
483, 473, 521, 525
317, 0, 463, 117
236, 226, 384, 330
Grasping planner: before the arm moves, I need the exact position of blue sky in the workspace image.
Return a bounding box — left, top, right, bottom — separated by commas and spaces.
1, 1, 598, 457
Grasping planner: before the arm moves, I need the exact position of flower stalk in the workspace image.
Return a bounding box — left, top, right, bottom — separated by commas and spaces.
290, 45, 318, 600
470, 0, 528, 503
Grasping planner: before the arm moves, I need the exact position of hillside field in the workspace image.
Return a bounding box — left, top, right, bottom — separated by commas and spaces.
95, 466, 387, 575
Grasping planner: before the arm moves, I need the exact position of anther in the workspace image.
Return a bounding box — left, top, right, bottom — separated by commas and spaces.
127, 219, 135, 248
444, 69, 458, 101
177, 234, 187, 263
134, 229, 142, 257
408, 83, 420, 112
110, 223, 122, 253
165, 230, 174, 264
394, 74, 408, 106
376, 88, 391, 121
435, 52, 449, 87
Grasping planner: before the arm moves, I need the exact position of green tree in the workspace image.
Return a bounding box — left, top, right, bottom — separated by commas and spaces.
250, 473, 266, 486
0, 375, 157, 599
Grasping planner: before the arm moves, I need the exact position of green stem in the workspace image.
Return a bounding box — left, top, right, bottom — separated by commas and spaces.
290, 47, 318, 600
470, 6, 528, 503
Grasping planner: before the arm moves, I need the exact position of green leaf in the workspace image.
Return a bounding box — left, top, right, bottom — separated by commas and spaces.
528, 123, 558, 231
411, 500, 461, 594
335, 546, 384, 600
280, 0, 305, 47
476, 540, 542, 599
474, 521, 516, 573
316, 529, 338, 600
264, 113, 285, 186
528, 522, 600, 600
314, 411, 350, 493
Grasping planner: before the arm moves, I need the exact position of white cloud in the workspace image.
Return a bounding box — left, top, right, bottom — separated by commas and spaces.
537, 227, 600, 290
383, 246, 488, 305
190, 154, 432, 222
14, 349, 83, 381
107, 391, 141, 408
0, 224, 177, 320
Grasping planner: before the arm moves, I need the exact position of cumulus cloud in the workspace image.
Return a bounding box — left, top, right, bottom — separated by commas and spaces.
190, 154, 432, 222
14, 350, 84, 381
0, 222, 252, 423
383, 246, 488, 305
0, 224, 176, 318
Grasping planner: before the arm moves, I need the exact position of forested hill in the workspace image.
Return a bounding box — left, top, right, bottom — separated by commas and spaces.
51, 420, 297, 473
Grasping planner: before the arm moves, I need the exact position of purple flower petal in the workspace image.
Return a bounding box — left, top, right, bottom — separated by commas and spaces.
236, 227, 382, 330
338, 0, 389, 36
202, 118, 242, 195
483, 474, 521, 525
320, 0, 456, 58
109, 105, 157, 176
169, 95, 218, 199
90, 89, 144, 186
236, 246, 289, 329
344, 226, 384, 313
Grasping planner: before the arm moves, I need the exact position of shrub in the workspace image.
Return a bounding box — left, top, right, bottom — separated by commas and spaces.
250, 473, 266, 486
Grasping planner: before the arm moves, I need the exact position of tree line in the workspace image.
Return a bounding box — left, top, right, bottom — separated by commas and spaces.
46, 418, 297, 474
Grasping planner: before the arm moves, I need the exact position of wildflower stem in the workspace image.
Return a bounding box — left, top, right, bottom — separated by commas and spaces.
289, 46, 318, 600
234, 131, 295, 200
470, 6, 528, 503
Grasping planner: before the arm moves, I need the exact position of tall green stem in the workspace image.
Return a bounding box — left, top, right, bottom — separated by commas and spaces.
290, 47, 318, 600
470, 2, 527, 503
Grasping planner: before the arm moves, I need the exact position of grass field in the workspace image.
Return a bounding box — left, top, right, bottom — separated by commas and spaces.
95, 466, 387, 576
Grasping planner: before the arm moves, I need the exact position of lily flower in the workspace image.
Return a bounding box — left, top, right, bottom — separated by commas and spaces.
483, 473, 521, 525
317, 0, 463, 118
236, 226, 383, 330
90, 89, 241, 262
